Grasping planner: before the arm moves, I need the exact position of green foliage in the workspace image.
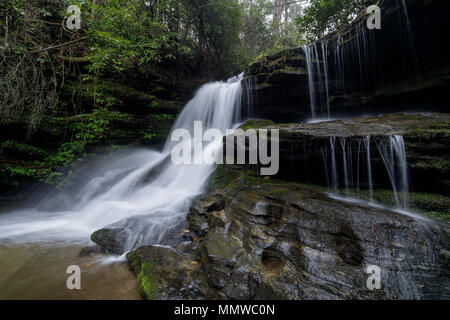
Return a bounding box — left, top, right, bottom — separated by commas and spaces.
184, 0, 245, 75
46, 141, 84, 168
2, 164, 39, 179
296, 0, 367, 43
73, 0, 191, 76
1, 140, 48, 159
153, 114, 175, 121
142, 132, 156, 141
35, 108, 131, 183
1, 0, 379, 191
0, 0, 63, 131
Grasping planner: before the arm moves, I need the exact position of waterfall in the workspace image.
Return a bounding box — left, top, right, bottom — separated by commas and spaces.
303, 42, 331, 120
330, 137, 338, 189
340, 138, 349, 190
398, 0, 421, 86
313, 44, 324, 110
303, 45, 317, 119
334, 36, 346, 97
364, 136, 374, 201
0, 74, 245, 253
243, 75, 257, 119
321, 42, 331, 118
302, 0, 421, 121
376, 135, 410, 208
323, 135, 409, 208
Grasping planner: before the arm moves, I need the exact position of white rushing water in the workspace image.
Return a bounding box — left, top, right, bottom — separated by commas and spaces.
376, 135, 410, 208
303, 42, 332, 120
324, 135, 409, 209
0, 74, 245, 253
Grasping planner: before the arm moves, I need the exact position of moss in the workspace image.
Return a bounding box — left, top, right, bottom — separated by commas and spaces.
136, 262, 159, 300
240, 119, 275, 130
209, 163, 450, 224
343, 188, 450, 223
150, 86, 168, 97
278, 66, 305, 74
210, 164, 286, 194
127, 251, 159, 300
150, 100, 159, 108
269, 187, 290, 196
255, 82, 271, 90
208, 165, 240, 190
411, 158, 449, 173
408, 119, 450, 140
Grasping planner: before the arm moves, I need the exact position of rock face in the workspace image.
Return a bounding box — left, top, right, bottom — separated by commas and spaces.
127, 165, 450, 300
243, 0, 450, 122
123, 112, 449, 300
235, 113, 450, 196
127, 245, 210, 300
91, 214, 190, 255
122, 0, 450, 300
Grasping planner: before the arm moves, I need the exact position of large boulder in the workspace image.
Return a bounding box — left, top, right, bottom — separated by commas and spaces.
127, 245, 210, 300
91, 214, 191, 255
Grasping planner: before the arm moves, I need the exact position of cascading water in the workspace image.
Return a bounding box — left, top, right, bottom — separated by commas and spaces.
243, 75, 257, 119
376, 135, 410, 208
0, 74, 245, 254
324, 135, 410, 209
340, 138, 349, 190
321, 42, 331, 118
303, 42, 331, 120
364, 136, 374, 201
329, 137, 338, 189
303, 45, 317, 119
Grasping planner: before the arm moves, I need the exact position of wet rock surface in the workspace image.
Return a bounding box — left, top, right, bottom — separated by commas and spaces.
237, 113, 450, 196
243, 0, 450, 122
126, 165, 450, 300
127, 245, 210, 300
91, 214, 189, 255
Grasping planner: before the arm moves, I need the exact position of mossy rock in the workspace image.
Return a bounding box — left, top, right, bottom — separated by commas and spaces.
127, 245, 210, 300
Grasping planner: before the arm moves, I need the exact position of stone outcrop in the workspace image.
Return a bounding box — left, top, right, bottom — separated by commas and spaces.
120, 0, 450, 300
127, 165, 450, 300
123, 111, 450, 300
235, 113, 450, 196
127, 245, 210, 300
243, 0, 450, 122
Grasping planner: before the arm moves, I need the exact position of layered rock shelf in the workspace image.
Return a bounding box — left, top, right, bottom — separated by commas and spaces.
243, 0, 450, 122
126, 165, 450, 300
237, 113, 450, 196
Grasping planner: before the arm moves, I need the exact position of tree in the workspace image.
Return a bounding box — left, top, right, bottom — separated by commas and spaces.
296, 0, 367, 43
183, 0, 243, 77
240, 0, 272, 60
78, 0, 191, 76
0, 0, 65, 132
